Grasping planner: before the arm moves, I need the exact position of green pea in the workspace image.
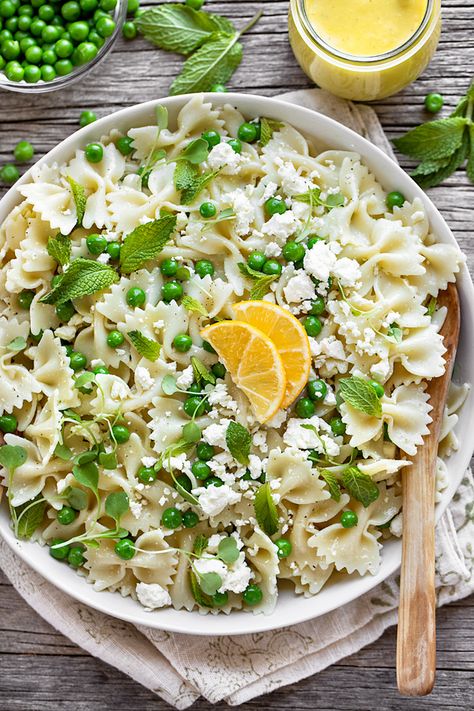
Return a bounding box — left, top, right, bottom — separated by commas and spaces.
202, 129, 220, 149
1, 38, 20, 60
85, 142, 103, 163
112, 424, 130, 444
88, 29, 104, 47
211, 362, 226, 380
176, 266, 190, 281
41, 24, 60, 42
127, 0, 139, 12
330, 416, 346, 436
114, 538, 135, 559
386, 191, 405, 210
309, 296, 325, 316
201, 340, 216, 354
227, 138, 241, 153
212, 590, 228, 606
13, 141, 35, 163
264, 196, 287, 216
0, 414, 17, 433
191, 460, 211, 480
42, 47, 56, 63
341, 510, 358, 528
243, 584, 263, 606
247, 251, 266, 271
56, 300, 75, 322
92, 364, 108, 374
61, 1, 81, 21
126, 286, 146, 307
274, 538, 292, 559
161, 507, 182, 529
57, 506, 77, 525
161, 280, 183, 303
80, 0, 98, 11
307, 379, 327, 402
0, 162, 19, 183
303, 315, 322, 337
41, 64, 56, 81
79, 109, 97, 127
175, 473, 192, 492
17, 14, 31, 30
67, 545, 86, 567
160, 257, 178, 277
195, 258, 214, 277
38, 4, 55, 21
116, 135, 133, 155
69, 20, 89, 41
30, 18, 46, 36
237, 121, 258, 143
173, 333, 192, 352
424, 92, 444, 113
196, 442, 214, 461
54, 58, 73, 75
0, 0, 15, 19
203, 476, 223, 488
69, 351, 87, 371
96, 15, 115, 37
182, 510, 199, 528
106, 329, 124, 348
295, 397, 315, 418
282, 240, 305, 262
86, 232, 107, 254
137, 465, 156, 484
72, 40, 97, 65
106, 241, 121, 260
49, 538, 70, 560
122, 20, 136, 39
24, 64, 41, 83
199, 201, 216, 219
262, 259, 282, 276
183, 395, 206, 418
4, 60, 23, 82
17, 289, 34, 309
369, 380, 384, 398
19, 36, 35, 51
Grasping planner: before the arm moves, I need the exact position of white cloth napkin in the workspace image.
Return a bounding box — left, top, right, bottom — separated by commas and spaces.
2, 89, 474, 708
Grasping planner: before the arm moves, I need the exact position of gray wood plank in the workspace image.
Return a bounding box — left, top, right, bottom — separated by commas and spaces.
1, 0, 474, 707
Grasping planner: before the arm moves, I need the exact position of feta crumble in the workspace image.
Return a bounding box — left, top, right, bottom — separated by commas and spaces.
136, 582, 171, 610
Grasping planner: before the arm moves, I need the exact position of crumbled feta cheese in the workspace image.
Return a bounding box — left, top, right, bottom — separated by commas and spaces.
247, 454, 266, 480
196, 483, 241, 517
176, 365, 194, 389
390, 512, 403, 537
261, 181, 278, 203
202, 421, 231, 449
312, 335, 348, 375
261, 210, 298, 244
130, 500, 143, 519
194, 556, 228, 579
303, 240, 336, 282
97, 253, 110, 264
253, 430, 268, 453
207, 383, 238, 413
276, 159, 312, 196
225, 188, 255, 236
135, 366, 154, 390
111, 380, 129, 401
206, 533, 225, 552
175, 211, 188, 230
207, 142, 242, 175
221, 552, 253, 594
136, 582, 171, 610
265, 409, 288, 429
283, 416, 340, 455
264, 241, 282, 258
141, 456, 157, 468
283, 270, 316, 303
91, 359, 103, 368
332, 257, 361, 288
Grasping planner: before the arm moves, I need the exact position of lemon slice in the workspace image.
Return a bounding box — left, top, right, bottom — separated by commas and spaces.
200, 320, 287, 423
232, 300, 311, 409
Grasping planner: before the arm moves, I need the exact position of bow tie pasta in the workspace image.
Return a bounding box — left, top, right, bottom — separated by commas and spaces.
0, 95, 467, 616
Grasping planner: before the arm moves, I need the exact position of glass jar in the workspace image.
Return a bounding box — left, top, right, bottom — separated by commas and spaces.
288, 0, 441, 101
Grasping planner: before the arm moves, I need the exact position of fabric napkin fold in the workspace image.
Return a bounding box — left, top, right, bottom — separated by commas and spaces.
1, 88, 474, 708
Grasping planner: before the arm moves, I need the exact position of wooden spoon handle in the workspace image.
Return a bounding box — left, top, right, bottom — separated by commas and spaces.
396, 283, 460, 696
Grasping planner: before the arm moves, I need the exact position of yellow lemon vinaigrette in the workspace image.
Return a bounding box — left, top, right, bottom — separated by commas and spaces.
289, 0, 441, 100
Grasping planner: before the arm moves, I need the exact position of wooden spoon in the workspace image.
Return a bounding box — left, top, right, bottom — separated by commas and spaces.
396, 282, 460, 696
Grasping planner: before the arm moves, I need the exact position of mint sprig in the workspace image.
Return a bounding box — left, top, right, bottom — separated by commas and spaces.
341, 466, 380, 508
119, 215, 177, 273
40, 257, 119, 305
294, 187, 344, 210
15, 496, 47, 539
47, 233, 71, 267
253, 482, 279, 537
191, 356, 215, 386
226, 421, 251, 465
339, 376, 382, 418
182, 295, 209, 317
67, 176, 87, 227
393, 82, 474, 188
238, 262, 278, 300
128, 330, 161, 362
259, 117, 284, 147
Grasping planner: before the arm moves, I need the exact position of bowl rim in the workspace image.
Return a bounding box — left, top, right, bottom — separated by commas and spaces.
1, 91, 473, 636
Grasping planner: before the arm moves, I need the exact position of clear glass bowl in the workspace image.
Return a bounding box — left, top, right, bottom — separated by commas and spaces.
0, 0, 127, 94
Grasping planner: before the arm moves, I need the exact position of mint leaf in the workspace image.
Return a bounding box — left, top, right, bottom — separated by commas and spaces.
67, 176, 87, 226
136, 4, 235, 55
386, 322, 403, 343
193, 533, 209, 556
426, 297, 437, 317
40, 258, 119, 305
191, 356, 215, 386
226, 421, 251, 465
254, 482, 279, 537
179, 138, 209, 165
393, 117, 468, 161
320, 469, 341, 502
182, 295, 209, 317
128, 330, 161, 362
412, 131, 469, 189
15, 496, 47, 539
105, 491, 129, 523
294, 187, 344, 210
342, 465, 379, 508
259, 117, 284, 147
170, 35, 243, 95
201, 208, 236, 232
47, 233, 71, 267
7, 336, 27, 352
466, 124, 474, 184
67, 487, 88, 510
120, 215, 177, 273
0, 445, 27, 471
72, 462, 99, 493
174, 160, 199, 191
238, 261, 278, 300
181, 169, 219, 204
217, 536, 239, 564
74, 372, 96, 392
54, 443, 73, 461
339, 376, 382, 418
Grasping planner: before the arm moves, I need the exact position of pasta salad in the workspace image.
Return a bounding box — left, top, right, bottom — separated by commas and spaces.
0, 95, 467, 615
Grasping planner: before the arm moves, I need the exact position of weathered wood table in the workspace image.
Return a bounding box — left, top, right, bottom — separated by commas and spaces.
1, 0, 474, 708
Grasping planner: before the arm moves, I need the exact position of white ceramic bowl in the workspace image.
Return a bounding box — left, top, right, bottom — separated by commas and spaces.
1, 93, 473, 636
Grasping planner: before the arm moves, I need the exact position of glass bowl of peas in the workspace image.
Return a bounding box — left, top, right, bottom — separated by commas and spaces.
0, 0, 128, 92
